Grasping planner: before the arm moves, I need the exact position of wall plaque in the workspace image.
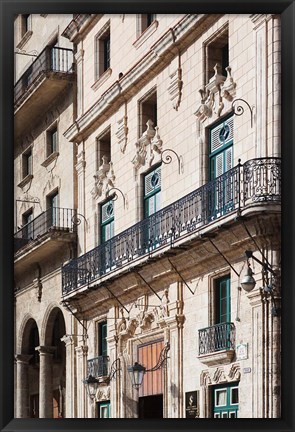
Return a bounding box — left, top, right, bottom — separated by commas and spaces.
185, 391, 199, 418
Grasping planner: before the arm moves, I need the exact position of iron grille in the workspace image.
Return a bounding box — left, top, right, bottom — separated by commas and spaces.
198, 322, 236, 355
14, 207, 77, 253
87, 355, 109, 378
62, 158, 281, 295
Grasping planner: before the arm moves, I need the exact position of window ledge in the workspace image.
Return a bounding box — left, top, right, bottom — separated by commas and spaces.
41, 151, 59, 167
17, 174, 33, 189
133, 20, 159, 49
16, 30, 33, 49
198, 349, 235, 366
91, 68, 112, 92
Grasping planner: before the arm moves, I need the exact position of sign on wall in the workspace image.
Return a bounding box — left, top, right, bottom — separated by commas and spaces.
236, 343, 248, 360
185, 391, 199, 418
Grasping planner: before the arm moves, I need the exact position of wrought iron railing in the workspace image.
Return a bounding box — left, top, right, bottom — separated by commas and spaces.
198, 322, 236, 355
62, 157, 281, 295
14, 46, 74, 108
87, 355, 109, 378
14, 207, 77, 253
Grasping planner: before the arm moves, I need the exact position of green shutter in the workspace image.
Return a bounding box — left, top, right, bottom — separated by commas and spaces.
216, 276, 231, 324
144, 166, 161, 217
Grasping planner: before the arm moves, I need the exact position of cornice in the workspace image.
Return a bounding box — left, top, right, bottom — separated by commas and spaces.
64, 13, 222, 144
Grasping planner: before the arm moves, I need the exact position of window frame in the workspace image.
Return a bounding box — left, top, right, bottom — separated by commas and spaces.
94, 21, 111, 81
22, 147, 33, 179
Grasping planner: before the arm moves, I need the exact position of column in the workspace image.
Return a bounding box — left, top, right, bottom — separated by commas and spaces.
75, 344, 88, 418
15, 354, 32, 418
61, 335, 75, 418
37, 346, 55, 418
75, 48, 84, 117
75, 147, 86, 255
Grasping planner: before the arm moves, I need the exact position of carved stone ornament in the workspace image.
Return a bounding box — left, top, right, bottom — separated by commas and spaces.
91, 156, 116, 199
33, 277, 43, 302
168, 67, 183, 111
116, 115, 128, 153
96, 386, 111, 401
131, 120, 163, 170
228, 363, 241, 381
195, 63, 237, 122
212, 367, 228, 384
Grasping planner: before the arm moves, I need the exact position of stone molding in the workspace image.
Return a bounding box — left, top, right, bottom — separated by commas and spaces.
195, 64, 236, 122
64, 14, 220, 143
131, 120, 163, 171
200, 363, 241, 387
96, 385, 111, 401
167, 65, 183, 111
116, 115, 128, 153
91, 156, 116, 200
198, 349, 235, 367
15, 354, 33, 364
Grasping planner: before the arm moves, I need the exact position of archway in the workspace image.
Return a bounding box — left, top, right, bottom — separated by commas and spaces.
43, 307, 66, 418
16, 317, 40, 418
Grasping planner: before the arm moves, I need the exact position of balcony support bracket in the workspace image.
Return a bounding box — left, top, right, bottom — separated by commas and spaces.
207, 238, 239, 277
167, 258, 194, 295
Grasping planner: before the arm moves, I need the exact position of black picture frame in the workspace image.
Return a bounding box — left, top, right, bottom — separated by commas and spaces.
1, 1, 294, 431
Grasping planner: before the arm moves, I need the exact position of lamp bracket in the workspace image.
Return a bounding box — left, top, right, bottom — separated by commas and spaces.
146, 342, 170, 372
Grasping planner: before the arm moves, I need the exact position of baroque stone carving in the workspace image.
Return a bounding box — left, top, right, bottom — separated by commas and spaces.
195, 63, 237, 122
96, 385, 111, 400
168, 67, 183, 111
212, 367, 227, 384
131, 120, 163, 171
33, 277, 42, 302
116, 115, 128, 153
200, 370, 212, 387
91, 156, 116, 199
228, 363, 241, 381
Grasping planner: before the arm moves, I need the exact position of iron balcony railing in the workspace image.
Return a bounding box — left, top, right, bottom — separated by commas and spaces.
62, 157, 281, 295
14, 207, 77, 253
198, 322, 236, 355
14, 46, 74, 108
87, 356, 109, 378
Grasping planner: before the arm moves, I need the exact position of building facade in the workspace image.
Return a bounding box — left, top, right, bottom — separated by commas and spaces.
14, 13, 281, 419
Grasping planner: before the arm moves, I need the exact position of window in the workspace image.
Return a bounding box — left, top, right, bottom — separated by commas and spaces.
96, 127, 111, 171
47, 126, 58, 156
215, 275, 231, 324
143, 166, 161, 251
212, 383, 239, 418
21, 14, 32, 37
139, 89, 157, 135
141, 14, 156, 33
22, 209, 33, 239
47, 190, 59, 227
98, 321, 107, 357
101, 200, 114, 243
208, 115, 234, 218
205, 28, 229, 82
22, 148, 33, 178
144, 166, 161, 218
95, 23, 111, 79
97, 401, 110, 418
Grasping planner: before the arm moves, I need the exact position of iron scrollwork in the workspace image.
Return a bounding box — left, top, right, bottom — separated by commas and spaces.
231, 98, 254, 128
161, 149, 184, 175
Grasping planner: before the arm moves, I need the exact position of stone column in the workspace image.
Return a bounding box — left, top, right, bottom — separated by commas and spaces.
75, 344, 88, 418
61, 335, 75, 418
75, 148, 86, 255
36, 346, 55, 418
15, 354, 32, 418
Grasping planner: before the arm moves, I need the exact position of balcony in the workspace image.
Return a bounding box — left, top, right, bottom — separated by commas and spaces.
87, 356, 109, 382
62, 157, 281, 296
14, 46, 75, 138
14, 207, 77, 275
198, 322, 235, 366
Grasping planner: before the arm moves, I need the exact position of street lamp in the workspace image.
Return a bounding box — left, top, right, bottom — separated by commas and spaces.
240, 250, 279, 316
128, 342, 170, 390
83, 358, 121, 401
127, 362, 146, 390
83, 374, 99, 401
